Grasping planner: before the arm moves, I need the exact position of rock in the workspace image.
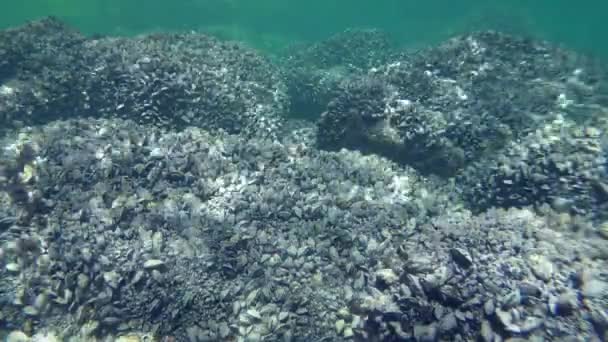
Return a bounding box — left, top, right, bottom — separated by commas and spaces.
5, 331, 30, 342
496, 309, 543, 334
79, 321, 99, 337
115, 334, 143, 342
31, 332, 60, 342
549, 293, 578, 316
376, 268, 399, 286
81, 247, 93, 263
483, 300, 495, 316
152, 231, 163, 255
33, 293, 48, 311
287, 245, 298, 257
335, 319, 346, 334
218, 323, 230, 338
496, 309, 515, 331
528, 254, 554, 282
337, 307, 351, 319
582, 279, 608, 298
518, 282, 542, 298
0, 21, 606, 341
450, 248, 473, 269
439, 312, 458, 334
480, 320, 494, 342
501, 290, 522, 309
459, 117, 608, 219
279, 29, 396, 118
22, 305, 39, 317
343, 326, 354, 338
246, 308, 262, 322
413, 323, 438, 342
589, 309, 608, 338
143, 259, 165, 270
599, 222, 608, 239
1, 18, 289, 137
103, 271, 121, 289
77, 273, 90, 289
5, 262, 20, 273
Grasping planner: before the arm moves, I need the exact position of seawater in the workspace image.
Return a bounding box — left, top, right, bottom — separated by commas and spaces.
1, 0, 607, 58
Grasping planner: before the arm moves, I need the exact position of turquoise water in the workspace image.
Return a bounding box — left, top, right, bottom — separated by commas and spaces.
1, 0, 607, 57
2, 2, 608, 341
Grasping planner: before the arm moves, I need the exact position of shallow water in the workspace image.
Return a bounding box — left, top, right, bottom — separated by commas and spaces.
2, 0, 607, 57
1, 2, 608, 342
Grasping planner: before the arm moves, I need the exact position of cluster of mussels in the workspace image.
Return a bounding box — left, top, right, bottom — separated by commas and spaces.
0, 18, 288, 139
0, 17, 608, 342
459, 114, 608, 222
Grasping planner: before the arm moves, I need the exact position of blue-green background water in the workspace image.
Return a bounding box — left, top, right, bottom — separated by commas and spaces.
2, 0, 606, 58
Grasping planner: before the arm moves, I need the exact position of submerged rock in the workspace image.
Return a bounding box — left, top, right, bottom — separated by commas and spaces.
0, 17, 288, 138
317, 31, 608, 176
0, 20, 607, 342
458, 115, 608, 220
279, 29, 397, 118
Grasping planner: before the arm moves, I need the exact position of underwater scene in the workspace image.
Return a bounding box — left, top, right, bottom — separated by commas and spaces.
1, 1, 608, 342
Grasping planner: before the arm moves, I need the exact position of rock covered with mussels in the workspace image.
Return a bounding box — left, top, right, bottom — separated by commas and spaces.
0, 117, 607, 341
316, 31, 608, 176
278, 29, 398, 118
0, 17, 608, 342
458, 114, 608, 223
0, 117, 437, 340
0, 17, 288, 138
